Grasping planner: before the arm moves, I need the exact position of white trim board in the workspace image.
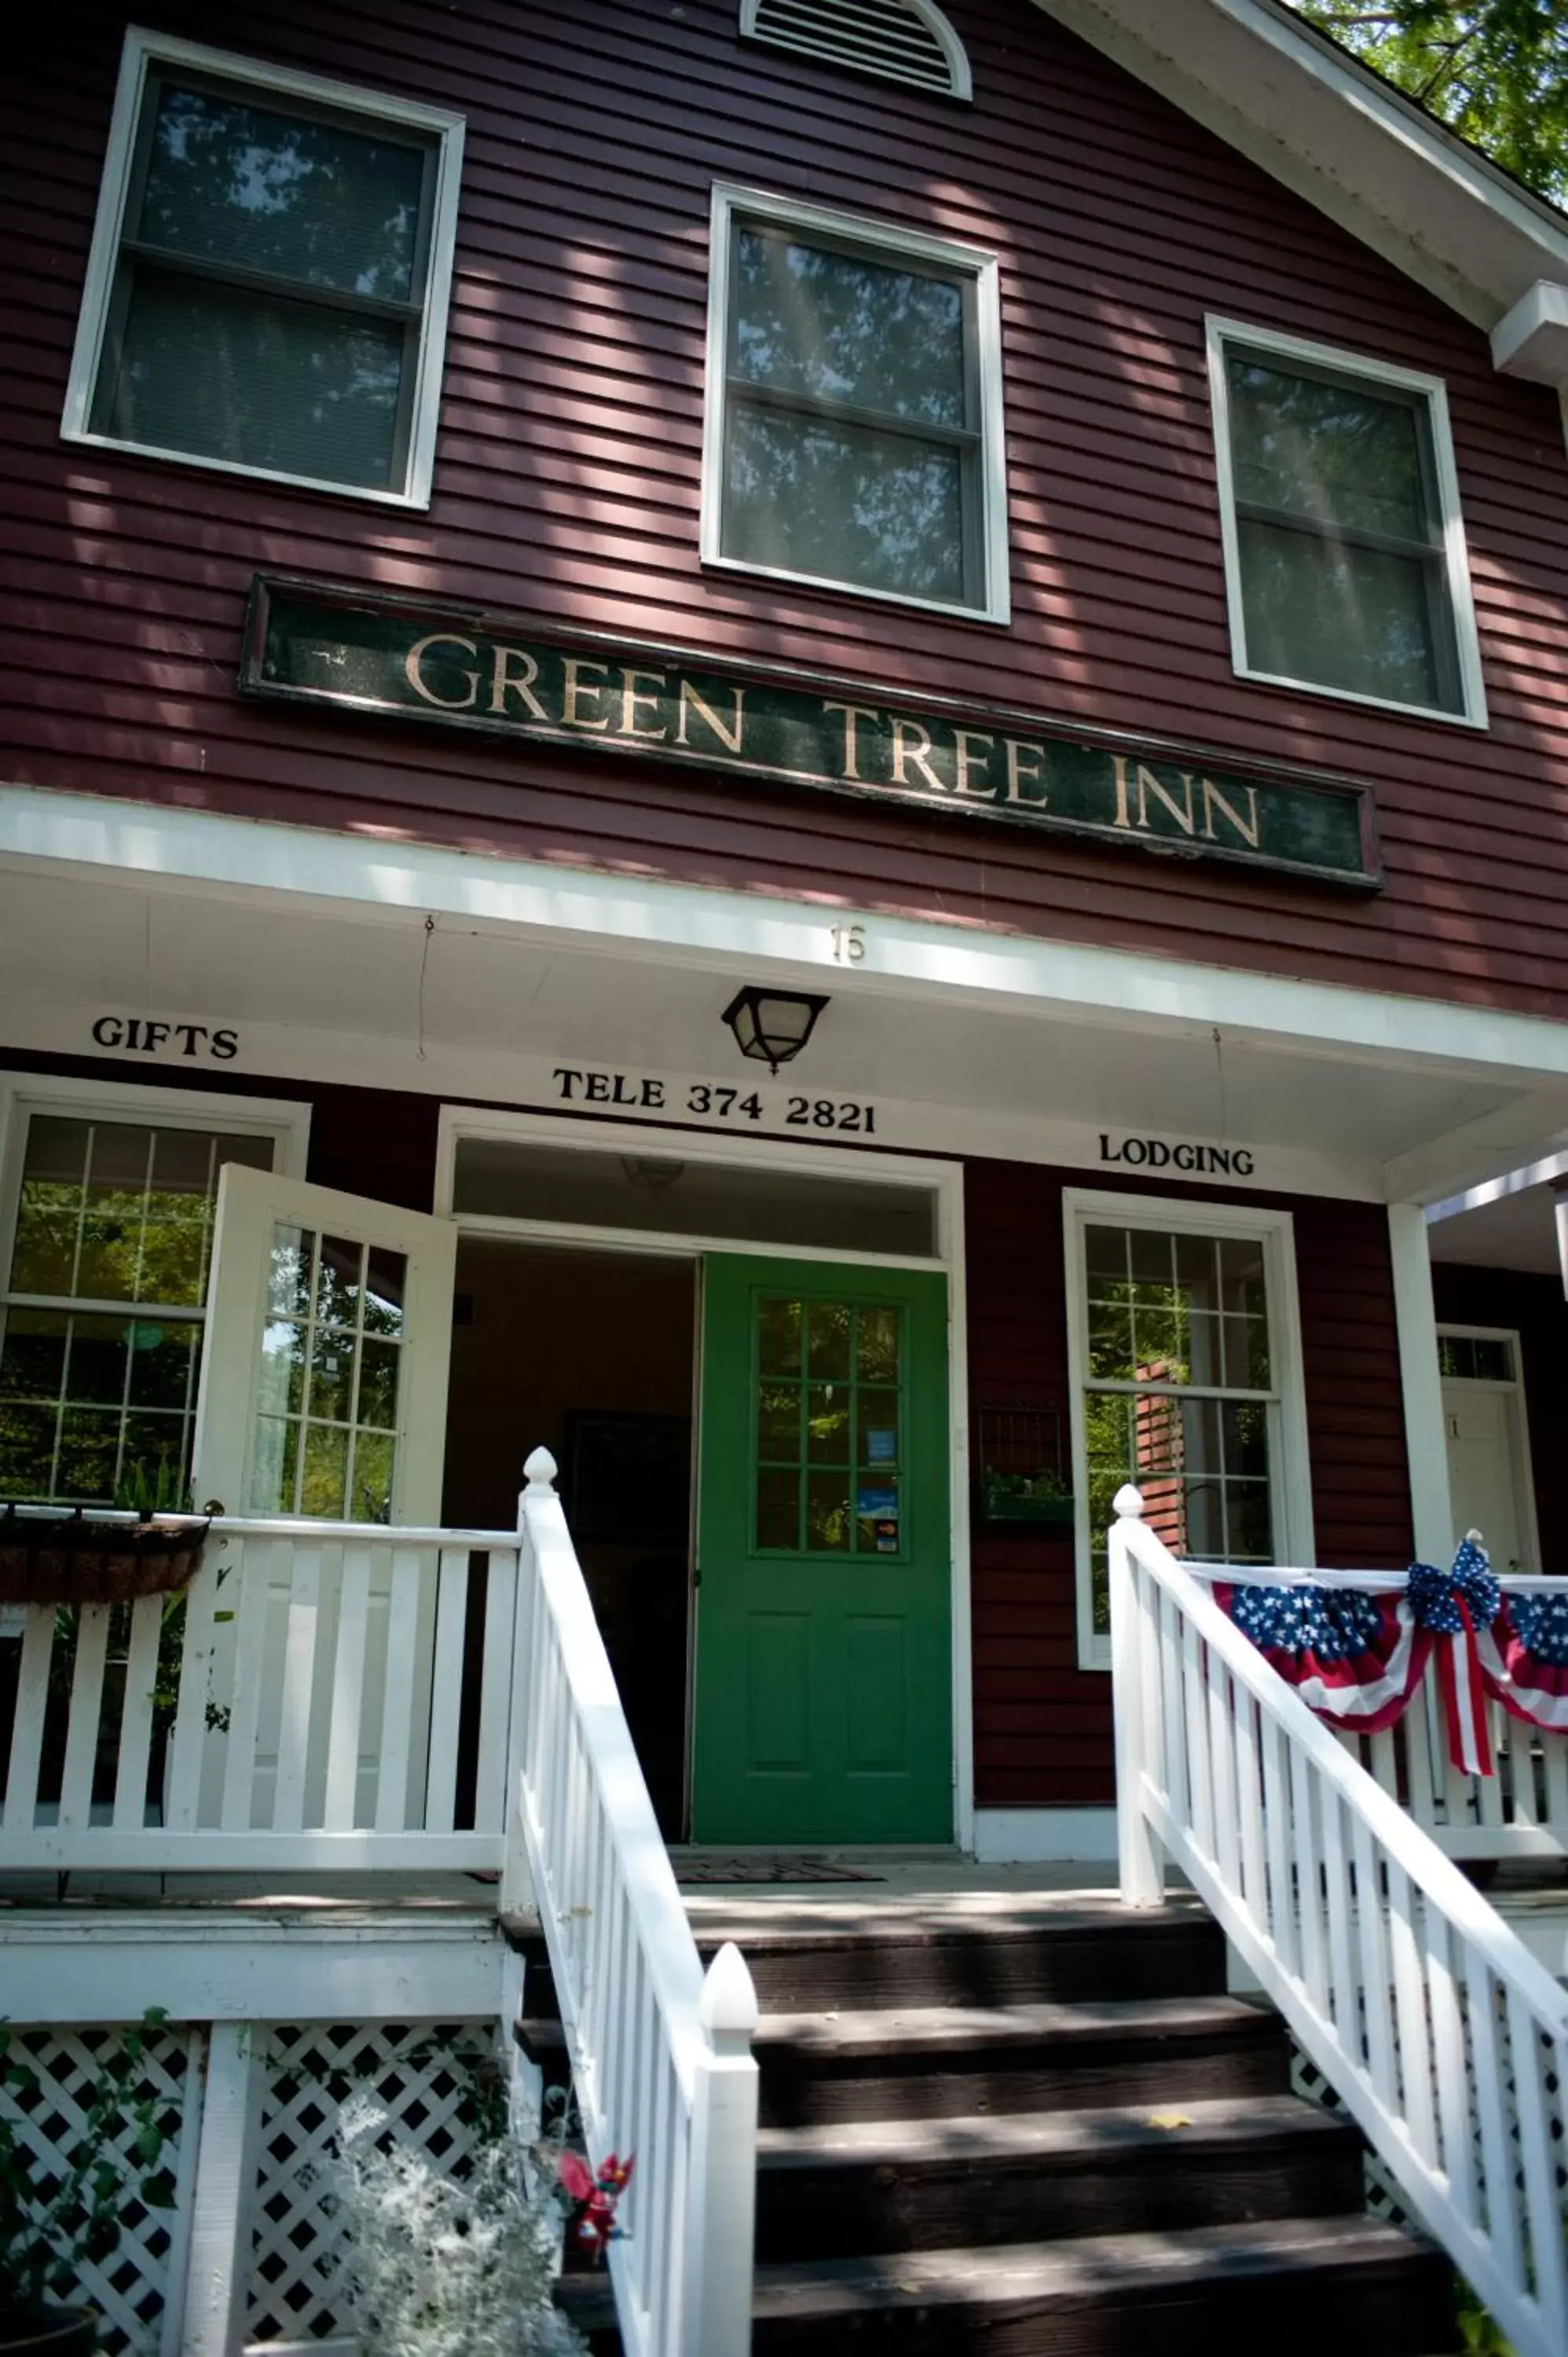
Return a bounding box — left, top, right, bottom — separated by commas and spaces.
973, 1809, 1118, 1864
0, 1911, 504, 2025
9, 788, 1568, 1102
1033, 0, 1568, 343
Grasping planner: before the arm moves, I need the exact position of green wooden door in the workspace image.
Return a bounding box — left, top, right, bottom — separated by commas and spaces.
691, 1255, 951, 1845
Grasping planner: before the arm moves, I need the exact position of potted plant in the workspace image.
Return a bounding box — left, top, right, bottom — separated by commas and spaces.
328, 2094, 589, 2355
0, 2011, 177, 2354
978, 1465, 1076, 1527
0, 1457, 210, 1610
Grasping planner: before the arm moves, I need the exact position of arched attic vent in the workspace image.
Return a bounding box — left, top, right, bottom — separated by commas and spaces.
739, 0, 973, 102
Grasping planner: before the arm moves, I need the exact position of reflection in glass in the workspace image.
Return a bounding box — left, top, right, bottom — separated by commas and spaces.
1, 1114, 260, 1501
734, 231, 965, 424
138, 84, 426, 301
726, 406, 964, 604
753, 1297, 904, 1556
758, 1296, 802, 1375
1083, 1221, 1278, 1633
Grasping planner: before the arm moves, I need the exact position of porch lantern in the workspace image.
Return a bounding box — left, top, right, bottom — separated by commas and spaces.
722, 986, 829, 1073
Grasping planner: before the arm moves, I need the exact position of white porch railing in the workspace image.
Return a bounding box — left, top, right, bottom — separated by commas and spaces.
1109, 1488, 1568, 2357
0, 1512, 524, 1869
507, 1448, 758, 2357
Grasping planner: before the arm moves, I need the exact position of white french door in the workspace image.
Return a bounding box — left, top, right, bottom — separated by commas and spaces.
193, 1163, 456, 1524
189, 1167, 459, 1824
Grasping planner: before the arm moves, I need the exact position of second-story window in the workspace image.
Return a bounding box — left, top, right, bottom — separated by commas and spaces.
704, 187, 1009, 621
1207, 317, 1486, 725
63, 31, 465, 507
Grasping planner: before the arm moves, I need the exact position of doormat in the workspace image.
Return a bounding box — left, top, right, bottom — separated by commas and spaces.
674, 1857, 886, 1885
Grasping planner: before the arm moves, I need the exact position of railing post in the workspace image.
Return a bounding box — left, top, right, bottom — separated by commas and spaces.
1110, 1484, 1165, 1908
680, 1942, 759, 2357
500, 1450, 555, 1915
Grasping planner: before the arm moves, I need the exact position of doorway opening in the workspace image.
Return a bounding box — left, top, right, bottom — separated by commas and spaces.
1438, 1325, 1540, 1573
441, 1238, 697, 1837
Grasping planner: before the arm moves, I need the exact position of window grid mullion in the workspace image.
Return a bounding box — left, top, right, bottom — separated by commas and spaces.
119, 241, 423, 325
726, 376, 979, 450
1233, 494, 1447, 566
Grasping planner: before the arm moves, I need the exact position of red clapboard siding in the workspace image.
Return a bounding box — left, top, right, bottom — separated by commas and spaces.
0, 1047, 1413, 1806
5, 2, 1568, 1014
1430, 1263, 1568, 1571
963, 1163, 1412, 1809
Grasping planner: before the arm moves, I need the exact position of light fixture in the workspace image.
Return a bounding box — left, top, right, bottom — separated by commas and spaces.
722, 985, 830, 1073
619, 1156, 685, 1195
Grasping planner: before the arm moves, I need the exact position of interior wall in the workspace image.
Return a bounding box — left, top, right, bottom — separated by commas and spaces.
1430, 1262, 1568, 1571
442, 1238, 698, 1835
442, 1240, 697, 1527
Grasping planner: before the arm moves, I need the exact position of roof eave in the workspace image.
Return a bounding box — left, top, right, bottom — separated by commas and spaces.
1033, 0, 1568, 357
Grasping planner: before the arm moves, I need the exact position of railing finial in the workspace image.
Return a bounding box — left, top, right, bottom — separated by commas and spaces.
523, 1446, 559, 1493
1113, 1483, 1145, 1519
698, 1941, 759, 2053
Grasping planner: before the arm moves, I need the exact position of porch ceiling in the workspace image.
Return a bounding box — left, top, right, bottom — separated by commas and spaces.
3, 861, 1567, 1205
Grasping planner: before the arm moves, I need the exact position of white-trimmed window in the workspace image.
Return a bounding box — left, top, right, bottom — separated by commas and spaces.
63, 31, 465, 506
702, 186, 1009, 621
1064, 1193, 1314, 1668
0, 1080, 303, 1506
1207, 317, 1486, 726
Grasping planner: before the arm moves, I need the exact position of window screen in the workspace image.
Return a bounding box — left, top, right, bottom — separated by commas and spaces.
718, 212, 993, 611
1221, 343, 1467, 717
79, 48, 457, 497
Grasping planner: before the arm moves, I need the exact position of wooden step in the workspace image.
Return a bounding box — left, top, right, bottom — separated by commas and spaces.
753, 2093, 1362, 2260
555, 2213, 1456, 2354
753, 1992, 1289, 2125
691, 1909, 1228, 2011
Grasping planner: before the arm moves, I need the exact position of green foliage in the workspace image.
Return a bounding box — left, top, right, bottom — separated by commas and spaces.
0, 2011, 178, 2315
1455, 2270, 1518, 2354
1286, 4, 1568, 203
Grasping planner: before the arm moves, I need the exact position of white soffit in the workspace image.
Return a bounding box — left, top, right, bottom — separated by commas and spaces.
1032, 0, 1568, 337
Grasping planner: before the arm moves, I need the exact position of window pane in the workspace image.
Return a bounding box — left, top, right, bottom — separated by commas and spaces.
2, 1114, 270, 1503
101, 269, 403, 488
1236, 515, 1451, 713
137, 82, 427, 302
1228, 356, 1433, 543
733, 229, 966, 426
725, 402, 965, 604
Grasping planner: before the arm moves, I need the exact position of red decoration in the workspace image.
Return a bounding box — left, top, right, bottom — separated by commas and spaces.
557, 2148, 635, 2261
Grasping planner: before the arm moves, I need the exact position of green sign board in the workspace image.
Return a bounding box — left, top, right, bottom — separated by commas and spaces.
241, 577, 1380, 889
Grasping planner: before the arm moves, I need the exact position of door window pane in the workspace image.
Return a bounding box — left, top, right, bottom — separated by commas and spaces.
246, 1224, 408, 1520
752, 1296, 905, 1556
1, 1113, 273, 1503
1080, 1222, 1280, 1633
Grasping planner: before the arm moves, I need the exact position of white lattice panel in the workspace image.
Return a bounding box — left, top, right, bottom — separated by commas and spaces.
247, 2019, 500, 2346
0, 2022, 201, 2357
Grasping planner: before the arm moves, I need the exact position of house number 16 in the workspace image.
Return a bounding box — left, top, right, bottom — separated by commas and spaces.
830, 923, 866, 963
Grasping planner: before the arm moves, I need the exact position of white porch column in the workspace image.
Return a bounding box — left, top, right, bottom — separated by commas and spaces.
181, 2022, 264, 2357
1388, 1204, 1454, 1564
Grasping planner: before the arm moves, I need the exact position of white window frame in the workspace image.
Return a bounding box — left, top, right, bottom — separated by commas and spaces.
1205, 315, 1488, 729
61, 27, 466, 509
0, 1072, 309, 1506
702, 183, 1010, 625
1064, 1188, 1315, 1672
